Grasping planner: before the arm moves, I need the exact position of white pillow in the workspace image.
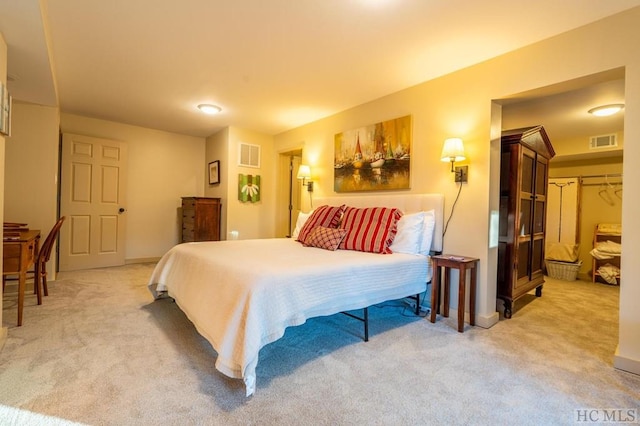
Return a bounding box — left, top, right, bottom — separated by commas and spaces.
389, 211, 425, 254
419, 209, 436, 255
291, 210, 314, 239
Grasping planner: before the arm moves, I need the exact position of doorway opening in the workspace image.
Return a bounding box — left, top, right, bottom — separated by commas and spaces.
493, 68, 624, 318
277, 150, 303, 238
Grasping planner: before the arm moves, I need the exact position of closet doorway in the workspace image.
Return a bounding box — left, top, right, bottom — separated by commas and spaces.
499, 69, 624, 284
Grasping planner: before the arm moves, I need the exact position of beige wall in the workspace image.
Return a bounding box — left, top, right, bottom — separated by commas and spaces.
274, 8, 640, 373
225, 126, 276, 240
0, 32, 7, 341
205, 127, 230, 239
205, 126, 275, 240
4, 102, 60, 278
59, 113, 205, 259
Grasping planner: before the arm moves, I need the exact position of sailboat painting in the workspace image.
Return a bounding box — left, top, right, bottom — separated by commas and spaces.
334, 115, 412, 192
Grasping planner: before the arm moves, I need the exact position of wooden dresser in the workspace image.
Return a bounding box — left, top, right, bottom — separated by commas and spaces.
497, 126, 555, 318
181, 197, 221, 243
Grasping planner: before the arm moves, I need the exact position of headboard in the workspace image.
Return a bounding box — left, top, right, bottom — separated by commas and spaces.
314, 193, 444, 253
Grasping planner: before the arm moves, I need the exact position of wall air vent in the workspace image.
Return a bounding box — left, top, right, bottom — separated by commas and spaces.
239, 142, 261, 168
589, 134, 617, 149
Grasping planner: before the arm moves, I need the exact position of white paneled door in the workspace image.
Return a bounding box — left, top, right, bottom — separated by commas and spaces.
59, 134, 128, 271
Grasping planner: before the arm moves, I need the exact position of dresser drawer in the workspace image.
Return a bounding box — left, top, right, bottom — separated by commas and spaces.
182, 210, 195, 225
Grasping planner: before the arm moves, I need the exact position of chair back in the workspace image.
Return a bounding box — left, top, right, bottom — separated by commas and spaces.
38, 216, 66, 263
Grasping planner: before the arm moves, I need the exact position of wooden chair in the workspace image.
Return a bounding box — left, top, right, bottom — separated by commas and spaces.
34, 216, 66, 298
3, 217, 67, 302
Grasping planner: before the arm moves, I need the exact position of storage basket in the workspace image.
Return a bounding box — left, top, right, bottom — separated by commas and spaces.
545, 260, 582, 281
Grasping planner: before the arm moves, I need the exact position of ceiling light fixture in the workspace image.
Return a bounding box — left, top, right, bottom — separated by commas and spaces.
588, 103, 624, 117
197, 104, 222, 115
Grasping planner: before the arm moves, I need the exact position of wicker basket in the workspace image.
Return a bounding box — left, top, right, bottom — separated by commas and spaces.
545, 260, 582, 281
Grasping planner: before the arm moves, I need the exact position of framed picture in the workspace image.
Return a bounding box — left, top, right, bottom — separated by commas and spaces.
334, 115, 412, 192
209, 160, 220, 185
0, 81, 11, 137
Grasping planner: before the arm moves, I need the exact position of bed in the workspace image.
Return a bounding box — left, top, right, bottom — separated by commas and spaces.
148, 193, 444, 396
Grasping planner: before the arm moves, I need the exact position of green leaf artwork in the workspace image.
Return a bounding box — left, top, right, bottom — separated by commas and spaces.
238, 174, 261, 203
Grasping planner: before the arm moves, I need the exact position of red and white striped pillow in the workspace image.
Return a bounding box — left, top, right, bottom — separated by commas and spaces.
296, 204, 346, 243
339, 206, 403, 254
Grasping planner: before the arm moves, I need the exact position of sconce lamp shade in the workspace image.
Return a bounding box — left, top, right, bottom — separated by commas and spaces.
297, 164, 311, 180
440, 138, 466, 163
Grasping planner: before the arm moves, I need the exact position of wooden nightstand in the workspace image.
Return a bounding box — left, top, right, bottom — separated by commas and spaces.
430, 254, 479, 332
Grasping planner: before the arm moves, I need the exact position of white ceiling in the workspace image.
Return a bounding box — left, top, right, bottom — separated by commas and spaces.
0, 0, 637, 138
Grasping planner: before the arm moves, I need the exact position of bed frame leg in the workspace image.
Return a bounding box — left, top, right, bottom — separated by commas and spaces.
364, 307, 369, 342
340, 307, 370, 341
415, 293, 420, 315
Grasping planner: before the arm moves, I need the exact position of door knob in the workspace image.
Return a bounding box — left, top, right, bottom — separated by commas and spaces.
118, 207, 126, 214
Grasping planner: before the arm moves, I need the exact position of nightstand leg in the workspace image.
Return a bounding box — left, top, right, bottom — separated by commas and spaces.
457, 266, 466, 332
443, 267, 450, 318
430, 264, 439, 323
470, 266, 477, 326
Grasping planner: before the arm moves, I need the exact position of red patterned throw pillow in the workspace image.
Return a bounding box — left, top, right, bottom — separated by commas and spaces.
339, 206, 402, 254
303, 226, 348, 251
296, 204, 346, 243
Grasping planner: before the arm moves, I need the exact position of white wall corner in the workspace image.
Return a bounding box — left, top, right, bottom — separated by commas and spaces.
476, 311, 500, 328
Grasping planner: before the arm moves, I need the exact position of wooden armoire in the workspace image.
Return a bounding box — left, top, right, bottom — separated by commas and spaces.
497, 126, 555, 318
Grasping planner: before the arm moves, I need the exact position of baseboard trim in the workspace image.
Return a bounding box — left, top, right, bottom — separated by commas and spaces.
477, 311, 500, 328
614, 346, 640, 376
125, 257, 161, 265
445, 308, 500, 329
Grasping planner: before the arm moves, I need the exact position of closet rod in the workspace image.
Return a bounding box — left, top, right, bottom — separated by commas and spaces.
579, 173, 622, 179
552, 173, 623, 179
581, 182, 623, 187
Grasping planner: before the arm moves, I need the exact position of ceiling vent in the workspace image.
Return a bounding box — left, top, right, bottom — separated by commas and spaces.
589, 134, 617, 150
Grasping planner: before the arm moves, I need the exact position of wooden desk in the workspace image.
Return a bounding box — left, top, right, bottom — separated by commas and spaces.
3, 230, 41, 326
430, 254, 479, 333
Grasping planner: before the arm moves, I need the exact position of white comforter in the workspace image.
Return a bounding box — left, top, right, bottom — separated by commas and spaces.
148, 238, 429, 396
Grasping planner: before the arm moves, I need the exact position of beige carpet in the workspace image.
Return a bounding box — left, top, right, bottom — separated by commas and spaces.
1, 263, 638, 425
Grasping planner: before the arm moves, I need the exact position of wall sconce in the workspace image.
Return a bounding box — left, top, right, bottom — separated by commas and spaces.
297, 164, 314, 192
441, 138, 468, 182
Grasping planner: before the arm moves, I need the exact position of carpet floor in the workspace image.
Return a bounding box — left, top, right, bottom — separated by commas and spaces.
1, 263, 638, 425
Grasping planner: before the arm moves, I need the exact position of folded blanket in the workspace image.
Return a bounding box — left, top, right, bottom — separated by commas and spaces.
593, 240, 622, 255
597, 223, 622, 235
597, 264, 620, 285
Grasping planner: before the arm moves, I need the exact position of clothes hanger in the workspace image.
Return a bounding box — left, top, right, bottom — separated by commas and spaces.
606, 174, 616, 191
614, 182, 623, 199
598, 182, 615, 206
